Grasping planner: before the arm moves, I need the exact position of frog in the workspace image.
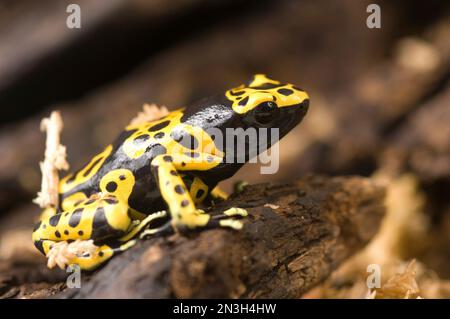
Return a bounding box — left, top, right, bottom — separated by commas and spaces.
32, 74, 310, 270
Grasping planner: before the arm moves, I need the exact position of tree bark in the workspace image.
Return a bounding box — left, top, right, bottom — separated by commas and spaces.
60, 175, 385, 299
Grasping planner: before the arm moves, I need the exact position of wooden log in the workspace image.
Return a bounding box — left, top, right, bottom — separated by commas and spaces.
60, 175, 385, 299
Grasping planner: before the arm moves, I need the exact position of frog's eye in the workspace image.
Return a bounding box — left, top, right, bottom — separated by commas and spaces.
254, 101, 279, 125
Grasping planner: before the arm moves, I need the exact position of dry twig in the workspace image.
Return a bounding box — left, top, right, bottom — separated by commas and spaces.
128, 103, 169, 126
33, 111, 69, 208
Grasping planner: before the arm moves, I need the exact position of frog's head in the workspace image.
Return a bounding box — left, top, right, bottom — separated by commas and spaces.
225, 74, 309, 138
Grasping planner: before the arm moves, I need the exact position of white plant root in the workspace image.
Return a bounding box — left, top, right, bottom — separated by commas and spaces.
33, 111, 69, 208
129, 103, 169, 126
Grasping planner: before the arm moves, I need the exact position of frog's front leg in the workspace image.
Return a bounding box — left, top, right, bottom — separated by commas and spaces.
149, 154, 247, 232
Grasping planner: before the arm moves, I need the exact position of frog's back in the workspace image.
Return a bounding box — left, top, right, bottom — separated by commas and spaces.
58, 109, 218, 214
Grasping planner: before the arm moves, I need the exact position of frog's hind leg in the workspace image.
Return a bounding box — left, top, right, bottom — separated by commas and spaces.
65, 240, 139, 271
34, 238, 139, 271
189, 207, 248, 230
32, 192, 133, 270
33, 193, 132, 244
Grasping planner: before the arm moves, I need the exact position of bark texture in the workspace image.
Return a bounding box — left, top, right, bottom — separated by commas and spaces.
61, 175, 385, 299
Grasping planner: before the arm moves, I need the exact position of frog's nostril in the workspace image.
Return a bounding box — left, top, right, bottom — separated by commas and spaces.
300, 99, 309, 112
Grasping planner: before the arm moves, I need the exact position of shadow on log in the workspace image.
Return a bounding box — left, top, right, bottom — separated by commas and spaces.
60, 175, 385, 299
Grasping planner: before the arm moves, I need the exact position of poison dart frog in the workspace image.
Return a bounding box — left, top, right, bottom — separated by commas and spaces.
32, 74, 310, 270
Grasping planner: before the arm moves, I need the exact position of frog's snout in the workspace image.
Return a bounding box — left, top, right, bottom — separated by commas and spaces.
289, 87, 309, 117
299, 99, 309, 115
289, 98, 309, 119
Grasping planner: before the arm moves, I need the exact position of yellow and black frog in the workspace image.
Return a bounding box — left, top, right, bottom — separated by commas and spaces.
32, 74, 309, 270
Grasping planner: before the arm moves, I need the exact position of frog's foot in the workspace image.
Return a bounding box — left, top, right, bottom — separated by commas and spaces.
207, 207, 248, 230
46, 241, 75, 269
45, 239, 138, 271
139, 221, 173, 239
176, 207, 248, 231
139, 207, 247, 238
217, 219, 244, 230
46, 239, 98, 270
32, 186, 138, 270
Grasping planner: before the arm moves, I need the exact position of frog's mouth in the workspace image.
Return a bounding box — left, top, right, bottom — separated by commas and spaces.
287, 99, 309, 115
283, 99, 309, 126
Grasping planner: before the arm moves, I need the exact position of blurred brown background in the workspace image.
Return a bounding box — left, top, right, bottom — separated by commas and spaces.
0, 0, 450, 298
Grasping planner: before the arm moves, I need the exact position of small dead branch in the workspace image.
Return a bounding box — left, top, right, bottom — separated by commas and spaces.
128, 103, 169, 126
33, 111, 69, 209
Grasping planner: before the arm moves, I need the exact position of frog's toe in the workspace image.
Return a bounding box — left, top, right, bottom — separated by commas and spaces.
139, 221, 173, 239
139, 228, 159, 240
219, 219, 244, 230
223, 207, 248, 217
209, 207, 248, 221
